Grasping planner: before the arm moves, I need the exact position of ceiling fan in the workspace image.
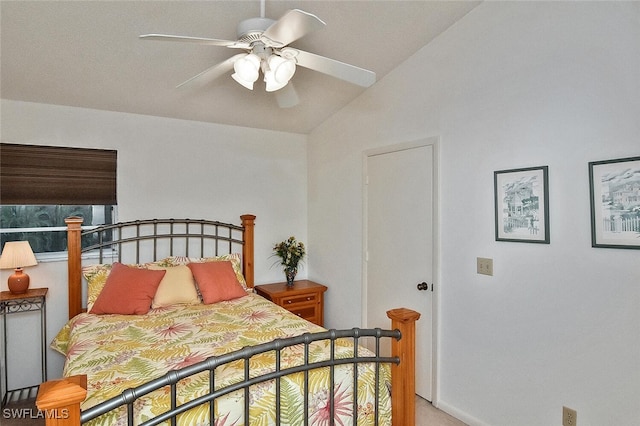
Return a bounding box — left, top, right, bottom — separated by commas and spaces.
139, 2, 376, 107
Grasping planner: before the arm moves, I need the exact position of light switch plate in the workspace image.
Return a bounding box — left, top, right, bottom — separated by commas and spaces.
477, 257, 493, 276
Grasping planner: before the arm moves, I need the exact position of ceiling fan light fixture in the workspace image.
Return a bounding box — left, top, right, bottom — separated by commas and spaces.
141, 8, 376, 99
264, 71, 285, 92
264, 55, 296, 92
231, 72, 256, 90
232, 53, 261, 90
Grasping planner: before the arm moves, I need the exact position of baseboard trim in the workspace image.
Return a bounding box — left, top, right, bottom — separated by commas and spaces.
433, 399, 491, 426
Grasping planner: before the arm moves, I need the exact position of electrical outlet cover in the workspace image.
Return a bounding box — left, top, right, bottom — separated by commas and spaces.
562, 406, 577, 426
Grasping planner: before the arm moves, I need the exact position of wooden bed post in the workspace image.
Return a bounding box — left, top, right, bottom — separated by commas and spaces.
240, 214, 256, 288
36, 375, 87, 426
65, 217, 84, 319
387, 308, 421, 426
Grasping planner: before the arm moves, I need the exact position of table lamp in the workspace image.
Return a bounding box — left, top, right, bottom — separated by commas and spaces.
0, 241, 38, 294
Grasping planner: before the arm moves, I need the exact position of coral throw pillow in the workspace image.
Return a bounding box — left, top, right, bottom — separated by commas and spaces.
187, 261, 247, 304
90, 262, 166, 315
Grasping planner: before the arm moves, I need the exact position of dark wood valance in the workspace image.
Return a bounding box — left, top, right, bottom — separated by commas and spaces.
0, 143, 117, 205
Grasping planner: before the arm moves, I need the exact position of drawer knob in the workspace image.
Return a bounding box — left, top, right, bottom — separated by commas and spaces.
306, 297, 312, 301
287, 300, 292, 304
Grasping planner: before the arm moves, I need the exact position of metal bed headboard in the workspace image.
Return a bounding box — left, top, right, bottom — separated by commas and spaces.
80, 218, 245, 263
65, 215, 256, 319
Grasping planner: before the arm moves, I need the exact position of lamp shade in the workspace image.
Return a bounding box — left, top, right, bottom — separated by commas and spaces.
0, 241, 38, 294
231, 53, 261, 90
264, 55, 296, 92
0, 241, 38, 269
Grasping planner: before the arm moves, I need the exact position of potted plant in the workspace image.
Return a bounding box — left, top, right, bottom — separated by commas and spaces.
272, 236, 306, 287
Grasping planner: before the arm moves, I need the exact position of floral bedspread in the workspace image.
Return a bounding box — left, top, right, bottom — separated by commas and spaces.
52, 293, 392, 425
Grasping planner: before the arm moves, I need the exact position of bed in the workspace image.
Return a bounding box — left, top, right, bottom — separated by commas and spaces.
36, 215, 419, 426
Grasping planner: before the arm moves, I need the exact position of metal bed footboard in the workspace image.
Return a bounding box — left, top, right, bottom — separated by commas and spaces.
81, 328, 401, 426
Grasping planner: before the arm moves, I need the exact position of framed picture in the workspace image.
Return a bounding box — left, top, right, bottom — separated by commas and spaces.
494, 166, 549, 243
589, 156, 640, 249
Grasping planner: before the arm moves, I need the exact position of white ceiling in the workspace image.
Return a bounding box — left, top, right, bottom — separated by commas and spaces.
1, 1, 479, 134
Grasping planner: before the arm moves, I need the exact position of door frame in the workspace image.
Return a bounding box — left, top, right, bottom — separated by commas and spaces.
361, 136, 440, 403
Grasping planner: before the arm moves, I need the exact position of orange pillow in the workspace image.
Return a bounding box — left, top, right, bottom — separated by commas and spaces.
90, 262, 166, 315
187, 261, 247, 304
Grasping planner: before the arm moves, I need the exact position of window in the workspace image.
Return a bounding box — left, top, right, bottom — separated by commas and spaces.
0, 144, 117, 254
0, 205, 114, 254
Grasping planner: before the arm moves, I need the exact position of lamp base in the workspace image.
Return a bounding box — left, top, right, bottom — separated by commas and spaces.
8, 268, 30, 294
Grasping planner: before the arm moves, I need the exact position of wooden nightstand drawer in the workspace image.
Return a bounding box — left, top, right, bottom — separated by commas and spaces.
282, 292, 317, 306
254, 280, 327, 327
288, 306, 317, 322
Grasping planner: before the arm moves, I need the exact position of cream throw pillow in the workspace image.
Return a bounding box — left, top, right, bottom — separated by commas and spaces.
148, 264, 201, 308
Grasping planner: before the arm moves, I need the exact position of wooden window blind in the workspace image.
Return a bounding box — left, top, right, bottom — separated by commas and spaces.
0, 143, 117, 205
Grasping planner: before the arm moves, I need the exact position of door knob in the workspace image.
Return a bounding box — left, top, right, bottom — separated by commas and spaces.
417, 282, 429, 291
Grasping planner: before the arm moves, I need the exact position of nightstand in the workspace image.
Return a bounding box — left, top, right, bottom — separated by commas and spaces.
255, 280, 327, 327
0, 287, 48, 405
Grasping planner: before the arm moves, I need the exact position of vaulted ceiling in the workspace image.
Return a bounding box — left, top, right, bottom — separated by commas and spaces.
1, 1, 480, 134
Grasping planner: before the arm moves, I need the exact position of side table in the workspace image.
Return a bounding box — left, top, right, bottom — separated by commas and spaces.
255, 280, 327, 327
0, 287, 48, 405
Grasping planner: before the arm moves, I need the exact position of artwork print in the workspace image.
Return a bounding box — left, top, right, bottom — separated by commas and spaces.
494, 166, 549, 243
589, 156, 640, 249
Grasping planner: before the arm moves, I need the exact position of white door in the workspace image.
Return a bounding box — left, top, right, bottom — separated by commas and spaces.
364, 142, 435, 401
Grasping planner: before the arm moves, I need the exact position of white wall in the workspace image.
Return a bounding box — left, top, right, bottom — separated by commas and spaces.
1, 100, 308, 386
308, 2, 639, 426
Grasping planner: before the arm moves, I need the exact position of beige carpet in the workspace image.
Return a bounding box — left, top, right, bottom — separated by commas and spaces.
2, 398, 44, 426
417, 395, 468, 426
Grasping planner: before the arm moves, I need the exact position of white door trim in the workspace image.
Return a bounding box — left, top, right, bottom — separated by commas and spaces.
361, 136, 440, 403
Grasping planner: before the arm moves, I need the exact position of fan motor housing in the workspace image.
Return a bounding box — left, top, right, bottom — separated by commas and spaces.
236, 17, 275, 42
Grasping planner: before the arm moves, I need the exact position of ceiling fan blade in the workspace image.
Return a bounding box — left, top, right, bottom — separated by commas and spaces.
140, 34, 249, 49
283, 48, 376, 88
261, 9, 325, 47
176, 54, 245, 89
275, 83, 299, 108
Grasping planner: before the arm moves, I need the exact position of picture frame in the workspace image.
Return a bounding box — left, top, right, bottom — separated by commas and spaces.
588, 156, 640, 249
494, 166, 549, 243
